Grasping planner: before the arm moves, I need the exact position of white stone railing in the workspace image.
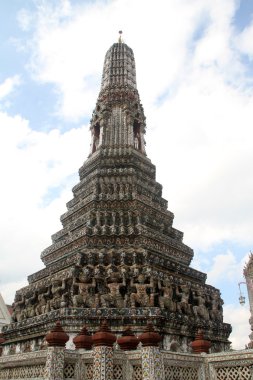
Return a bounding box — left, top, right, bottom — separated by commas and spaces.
162, 351, 203, 380
0, 350, 47, 379
0, 346, 253, 379
204, 349, 253, 380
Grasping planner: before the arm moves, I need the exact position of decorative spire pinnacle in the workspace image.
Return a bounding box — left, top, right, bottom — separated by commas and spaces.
86, 38, 146, 154
100, 40, 137, 91
190, 329, 211, 354
118, 30, 123, 43
138, 321, 162, 347
92, 320, 116, 347
84, 36, 146, 154
45, 321, 69, 347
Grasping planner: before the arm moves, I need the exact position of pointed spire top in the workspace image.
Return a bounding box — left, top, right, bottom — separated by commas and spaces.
100, 35, 137, 91
118, 30, 123, 43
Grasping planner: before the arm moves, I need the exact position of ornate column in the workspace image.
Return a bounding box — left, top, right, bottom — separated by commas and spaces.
73, 326, 93, 380
44, 321, 69, 380
91, 320, 116, 380
138, 322, 164, 380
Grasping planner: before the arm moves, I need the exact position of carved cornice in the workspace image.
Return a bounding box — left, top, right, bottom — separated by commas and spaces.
3, 307, 231, 342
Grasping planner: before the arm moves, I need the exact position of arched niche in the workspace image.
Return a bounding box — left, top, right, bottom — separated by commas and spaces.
92, 123, 101, 153
133, 120, 141, 150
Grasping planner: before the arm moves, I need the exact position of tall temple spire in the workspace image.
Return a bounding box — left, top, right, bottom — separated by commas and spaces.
3, 40, 231, 354
89, 39, 146, 154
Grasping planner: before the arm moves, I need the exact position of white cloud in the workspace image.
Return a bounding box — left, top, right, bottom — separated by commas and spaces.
223, 304, 251, 349
0, 280, 29, 307
24, 0, 240, 121
236, 20, 253, 57
17, 0, 253, 253
17, 8, 34, 32
0, 110, 90, 303
146, 50, 253, 250
0, 75, 21, 101
206, 250, 248, 284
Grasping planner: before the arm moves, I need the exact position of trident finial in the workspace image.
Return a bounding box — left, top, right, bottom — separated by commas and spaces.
118, 30, 123, 43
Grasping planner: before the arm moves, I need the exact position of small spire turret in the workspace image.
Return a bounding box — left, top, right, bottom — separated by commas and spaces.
88, 38, 146, 154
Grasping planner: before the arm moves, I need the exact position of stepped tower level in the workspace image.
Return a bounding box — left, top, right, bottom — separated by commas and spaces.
3, 38, 231, 353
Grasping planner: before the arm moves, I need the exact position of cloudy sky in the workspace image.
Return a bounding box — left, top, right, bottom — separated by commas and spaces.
1, 0, 253, 349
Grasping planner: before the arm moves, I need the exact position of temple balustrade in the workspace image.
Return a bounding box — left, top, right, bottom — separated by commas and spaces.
0, 345, 252, 379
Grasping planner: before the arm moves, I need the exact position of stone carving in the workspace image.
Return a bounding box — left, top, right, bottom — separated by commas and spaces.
134, 133, 140, 149
12, 294, 25, 322
209, 292, 223, 322
23, 341, 31, 353
176, 284, 191, 315
101, 272, 126, 308
9, 344, 16, 355
73, 269, 96, 308
49, 279, 67, 310
35, 287, 51, 316
39, 337, 48, 350
130, 274, 155, 308
25, 291, 37, 319
192, 290, 209, 321
158, 279, 176, 311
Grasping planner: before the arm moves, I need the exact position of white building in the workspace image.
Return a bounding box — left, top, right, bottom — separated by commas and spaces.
0, 293, 11, 332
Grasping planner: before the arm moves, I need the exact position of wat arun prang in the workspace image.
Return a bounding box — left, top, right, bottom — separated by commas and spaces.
3, 36, 231, 353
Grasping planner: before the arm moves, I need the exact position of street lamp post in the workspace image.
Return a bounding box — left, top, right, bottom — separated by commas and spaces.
238, 282, 246, 306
